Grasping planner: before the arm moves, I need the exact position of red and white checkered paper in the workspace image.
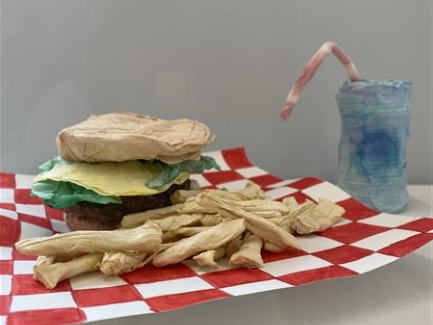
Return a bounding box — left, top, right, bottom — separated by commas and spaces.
1, 147, 432, 325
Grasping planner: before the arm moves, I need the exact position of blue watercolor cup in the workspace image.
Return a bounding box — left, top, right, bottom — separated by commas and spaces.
336, 80, 412, 213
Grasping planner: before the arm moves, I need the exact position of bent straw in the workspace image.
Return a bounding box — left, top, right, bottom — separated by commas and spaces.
280, 41, 361, 121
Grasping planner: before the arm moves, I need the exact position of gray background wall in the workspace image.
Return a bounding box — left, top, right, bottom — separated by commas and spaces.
1, 0, 432, 183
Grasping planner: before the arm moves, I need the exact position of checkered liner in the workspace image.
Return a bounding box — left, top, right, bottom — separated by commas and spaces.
1, 147, 432, 325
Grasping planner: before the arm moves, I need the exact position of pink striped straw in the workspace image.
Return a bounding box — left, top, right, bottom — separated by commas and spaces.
280, 41, 362, 121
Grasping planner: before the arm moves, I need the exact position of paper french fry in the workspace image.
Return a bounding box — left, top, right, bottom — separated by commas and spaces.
235, 181, 267, 199
193, 247, 226, 268
100, 251, 155, 275
153, 219, 246, 267
149, 214, 201, 231
225, 234, 244, 258
170, 190, 202, 204
200, 214, 224, 226
34, 253, 103, 289
197, 192, 300, 250
173, 226, 213, 237
293, 199, 345, 234
15, 222, 162, 256
121, 204, 185, 228
263, 241, 285, 253
229, 234, 264, 269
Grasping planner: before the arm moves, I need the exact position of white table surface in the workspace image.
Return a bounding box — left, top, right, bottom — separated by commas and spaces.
94, 185, 432, 325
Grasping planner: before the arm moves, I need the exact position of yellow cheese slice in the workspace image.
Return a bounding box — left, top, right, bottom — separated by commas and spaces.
33, 161, 189, 197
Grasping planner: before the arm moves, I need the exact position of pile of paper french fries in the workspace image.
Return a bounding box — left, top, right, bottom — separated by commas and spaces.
15, 182, 345, 289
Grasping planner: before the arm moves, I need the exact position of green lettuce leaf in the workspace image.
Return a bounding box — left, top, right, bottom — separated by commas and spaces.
39, 156, 68, 171
146, 156, 221, 188
33, 155, 220, 207
32, 180, 121, 209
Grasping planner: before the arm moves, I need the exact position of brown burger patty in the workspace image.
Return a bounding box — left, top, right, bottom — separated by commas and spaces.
64, 180, 190, 231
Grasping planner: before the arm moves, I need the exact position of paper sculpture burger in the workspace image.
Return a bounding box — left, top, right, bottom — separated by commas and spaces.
31, 112, 219, 230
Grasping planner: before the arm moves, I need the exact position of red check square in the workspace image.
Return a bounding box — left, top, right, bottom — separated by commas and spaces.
313, 245, 373, 264
379, 233, 433, 257
7, 308, 85, 325
221, 148, 252, 169
12, 274, 71, 295
249, 174, 283, 187
121, 264, 196, 284
0, 295, 11, 315
14, 189, 43, 204
45, 206, 65, 221
0, 216, 20, 246
398, 218, 433, 233
145, 289, 229, 312
12, 249, 37, 261
201, 268, 273, 288
279, 265, 357, 285
0, 173, 16, 188
337, 198, 380, 221
320, 222, 389, 244
278, 191, 315, 204
203, 170, 244, 185
287, 177, 323, 190
0, 203, 16, 211
261, 249, 307, 263
0, 260, 13, 274
18, 213, 51, 230
72, 285, 143, 308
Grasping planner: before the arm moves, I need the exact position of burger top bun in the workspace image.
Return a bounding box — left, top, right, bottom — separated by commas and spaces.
56, 112, 215, 164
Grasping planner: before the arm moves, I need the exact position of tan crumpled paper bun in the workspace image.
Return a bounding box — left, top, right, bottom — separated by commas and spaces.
57, 112, 215, 164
